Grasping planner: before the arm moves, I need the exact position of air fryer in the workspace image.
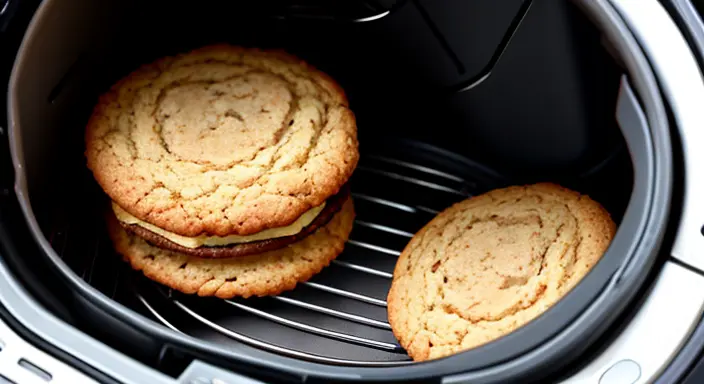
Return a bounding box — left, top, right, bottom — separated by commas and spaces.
2, 0, 704, 383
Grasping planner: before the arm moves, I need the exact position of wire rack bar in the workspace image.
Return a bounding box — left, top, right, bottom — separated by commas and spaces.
354, 220, 414, 238
301, 282, 388, 307
135, 292, 184, 334
366, 155, 467, 182
225, 300, 401, 351
171, 300, 409, 365
351, 193, 440, 215
357, 166, 469, 196
351, 193, 419, 213
331, 260, 393, 279
346, 240, 400, 256
271, 296, 391, 329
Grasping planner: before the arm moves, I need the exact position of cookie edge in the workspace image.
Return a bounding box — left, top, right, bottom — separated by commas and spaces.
86, 44, 359, 238
108, 197, 355, 299
387, 182, 617, 361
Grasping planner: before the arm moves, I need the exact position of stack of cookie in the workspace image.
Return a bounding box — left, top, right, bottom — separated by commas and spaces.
85, 45, 359, 299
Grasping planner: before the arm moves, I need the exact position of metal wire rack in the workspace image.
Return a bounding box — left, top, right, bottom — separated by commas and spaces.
48, 142, 507, 365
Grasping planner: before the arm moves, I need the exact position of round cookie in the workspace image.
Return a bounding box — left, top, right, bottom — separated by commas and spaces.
387, 183, 616, 361
108, 198, 355, 299
86, 44, 359, 238
121, 185, 350, 259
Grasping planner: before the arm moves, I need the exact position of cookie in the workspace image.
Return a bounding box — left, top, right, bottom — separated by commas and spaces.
387, 183, 616, 361
86, 44, 359, 238
108, 198, 355, 298
120, 185, 350, 258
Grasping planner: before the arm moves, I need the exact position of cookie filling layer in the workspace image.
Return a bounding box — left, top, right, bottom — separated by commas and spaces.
112, 202, 326, 249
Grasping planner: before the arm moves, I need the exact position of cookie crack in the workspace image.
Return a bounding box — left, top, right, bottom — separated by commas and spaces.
559, 203, 582, 288
437, 283, 548, 326
89, 47, 354, 237
537, 223, 565, 277
291, 104, 330, 172
416, 211, 557, 336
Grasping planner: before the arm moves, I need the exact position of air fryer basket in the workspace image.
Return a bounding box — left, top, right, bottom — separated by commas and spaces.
7, 0, 673, 382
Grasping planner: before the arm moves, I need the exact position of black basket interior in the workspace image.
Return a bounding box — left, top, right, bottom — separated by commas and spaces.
44, 136, 631, 365
8, 0, 639, 376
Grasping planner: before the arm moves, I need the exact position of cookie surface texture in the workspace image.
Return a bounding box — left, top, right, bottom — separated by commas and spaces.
86, 45, 359, 237
387, 183, 616, 361
108, 198, 355, 299
121, 186, 350, 259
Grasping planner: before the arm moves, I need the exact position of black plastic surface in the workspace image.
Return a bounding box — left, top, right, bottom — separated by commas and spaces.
3, 0, 675, 382
0, 0, 74, 326
0, 278, 120, 384
0, 0, 18, 33
684, 357, 704, 384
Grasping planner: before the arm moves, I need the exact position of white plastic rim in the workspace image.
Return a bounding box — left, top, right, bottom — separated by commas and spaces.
614, 0, 704, 272
566, 0, 704, 382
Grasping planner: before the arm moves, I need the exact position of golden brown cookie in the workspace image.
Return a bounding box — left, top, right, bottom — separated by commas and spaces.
387, 183, 616, 361
86, 44, 359, 238
108, 198, 355, 299
120, 185, 350, 259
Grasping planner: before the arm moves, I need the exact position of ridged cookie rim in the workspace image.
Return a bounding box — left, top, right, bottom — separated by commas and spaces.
86, 44, 359, 238
386, 182, 616, 361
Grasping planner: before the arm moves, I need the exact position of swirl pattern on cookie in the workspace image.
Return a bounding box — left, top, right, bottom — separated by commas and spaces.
387, 183, 616, 361
86, 45, 358, 237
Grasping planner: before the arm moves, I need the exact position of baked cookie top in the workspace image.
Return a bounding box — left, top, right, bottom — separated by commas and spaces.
86, 45, 359, 237
387, 183, 616, 361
